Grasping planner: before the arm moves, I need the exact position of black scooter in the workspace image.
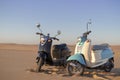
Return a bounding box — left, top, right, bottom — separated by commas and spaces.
36, 24, 71, 72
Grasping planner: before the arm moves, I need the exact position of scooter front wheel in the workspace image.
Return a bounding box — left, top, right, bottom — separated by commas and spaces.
66, 60, 84, 76
36, 58, 44, 72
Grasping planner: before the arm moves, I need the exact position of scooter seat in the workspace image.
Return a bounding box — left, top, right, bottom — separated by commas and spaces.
53, 43, 67, 50
92, 43, 109, 50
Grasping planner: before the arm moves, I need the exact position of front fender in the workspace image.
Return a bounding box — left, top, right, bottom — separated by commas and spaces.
36, 51, 46, 63
67, 54, 86, 65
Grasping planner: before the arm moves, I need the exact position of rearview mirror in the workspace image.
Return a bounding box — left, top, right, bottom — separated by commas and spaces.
36, 23, 40, 28
57, 30, 61, 35
36, 23, 42, 33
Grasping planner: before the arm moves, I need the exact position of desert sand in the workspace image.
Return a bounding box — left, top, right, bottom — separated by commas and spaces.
0, 43, 120, 80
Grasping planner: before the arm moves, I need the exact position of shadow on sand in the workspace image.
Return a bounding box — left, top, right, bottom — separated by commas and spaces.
27, 67, 120, 80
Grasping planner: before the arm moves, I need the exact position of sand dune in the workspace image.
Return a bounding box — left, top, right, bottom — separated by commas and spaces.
0, 44, 120, 80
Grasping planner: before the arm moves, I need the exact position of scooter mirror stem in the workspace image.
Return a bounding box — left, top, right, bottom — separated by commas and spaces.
36, 23, 43, 33
54, 30, 61, 37
86, 19, 92, 32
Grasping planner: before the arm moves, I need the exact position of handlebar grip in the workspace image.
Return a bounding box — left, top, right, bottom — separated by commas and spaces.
83, 31, 91, 36
56, 38, 59, 41
87, 31, 91, 34
36, 32, 39, 35
36, 32, 43, 35
53, 37, 59, 41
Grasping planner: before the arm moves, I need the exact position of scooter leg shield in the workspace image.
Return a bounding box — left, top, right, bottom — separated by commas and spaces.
67, 54, 86, 66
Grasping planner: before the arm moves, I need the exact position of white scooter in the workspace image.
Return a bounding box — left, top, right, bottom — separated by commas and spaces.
66, 23, 114, 75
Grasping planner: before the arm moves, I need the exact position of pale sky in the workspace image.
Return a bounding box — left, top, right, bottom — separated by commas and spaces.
0, 0, 120, 45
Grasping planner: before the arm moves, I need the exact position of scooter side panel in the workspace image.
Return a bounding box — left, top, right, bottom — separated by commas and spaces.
101, 48, 114, 59
67, 54, 86, 65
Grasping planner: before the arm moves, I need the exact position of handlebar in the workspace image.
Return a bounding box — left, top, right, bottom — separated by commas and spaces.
36, 32, 43, 35
83, 31, 91, 36
52, 37, 59, 41
86, 31, 91, 35
36, 32, 59, 41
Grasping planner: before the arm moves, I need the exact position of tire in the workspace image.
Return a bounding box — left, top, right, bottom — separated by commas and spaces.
62, 55, 71, 68
66, 60, 84, 76
36, 58, 44, 72
104, 60, 114, 72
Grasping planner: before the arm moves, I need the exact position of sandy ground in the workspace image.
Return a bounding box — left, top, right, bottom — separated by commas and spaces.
0, 44, 120, 80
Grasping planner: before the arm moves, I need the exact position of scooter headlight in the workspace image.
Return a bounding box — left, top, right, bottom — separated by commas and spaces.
40, 37, 46, 44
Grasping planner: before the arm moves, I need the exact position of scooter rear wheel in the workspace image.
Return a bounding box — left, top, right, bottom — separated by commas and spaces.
104, 60, 114, 72
66, 60, 84, 76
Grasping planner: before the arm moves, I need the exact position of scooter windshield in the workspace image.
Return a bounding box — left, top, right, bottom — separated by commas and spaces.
78, 36, 87, 45
75, 36, 87, 54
